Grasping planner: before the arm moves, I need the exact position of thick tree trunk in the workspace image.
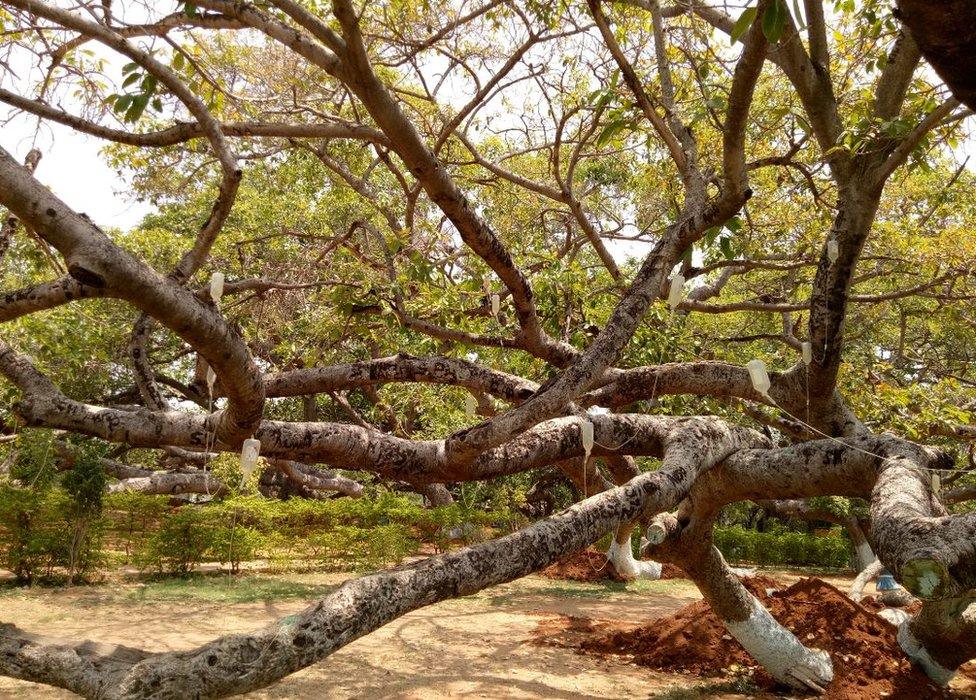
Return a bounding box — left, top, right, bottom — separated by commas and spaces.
670, 543, 832, 691
901, 598, 976, 684
645, 507, 833, 691
895, 1, 976, 111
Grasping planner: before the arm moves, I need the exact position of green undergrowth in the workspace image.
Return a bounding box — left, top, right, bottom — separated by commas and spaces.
0, 485, 523, 582
714, 524, 853, 569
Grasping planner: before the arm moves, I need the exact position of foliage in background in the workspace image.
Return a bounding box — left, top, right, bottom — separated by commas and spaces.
715, 524, 852, 569
0, 432, 106, 583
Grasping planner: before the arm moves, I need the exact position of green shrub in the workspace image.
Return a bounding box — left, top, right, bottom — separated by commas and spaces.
103, 492, 170, 560
61, 445, 107, 583
2, 463, 527, 580
0, 485, 104, 583
714, 525, 851, 569
305, 524, 417, 571
136, 507, 216, 575
0, 437, 108, 584
210, 526, 266, 574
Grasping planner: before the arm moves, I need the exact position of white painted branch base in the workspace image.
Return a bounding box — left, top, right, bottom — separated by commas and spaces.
607, 538, 662, 580
897, 622, 956, 686
877, 608, 910, 626
854, 540, 878, 571
724, 594, 834, 691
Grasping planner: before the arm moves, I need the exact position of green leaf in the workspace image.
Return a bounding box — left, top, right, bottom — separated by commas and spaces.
121, 62, 139, 74
596, 117, 630, 147
182, 2, 198, 18
762, 0, 788, 43
112, 94, 133, 114
172, 51, 185, 71
719, 236, 735, 260
121, 72, 141, 89
730, 6, 758, 45
124, 94, 150, 123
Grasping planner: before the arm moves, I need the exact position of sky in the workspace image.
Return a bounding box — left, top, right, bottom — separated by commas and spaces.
1, 2, 973, 247
1, 112, 153, 230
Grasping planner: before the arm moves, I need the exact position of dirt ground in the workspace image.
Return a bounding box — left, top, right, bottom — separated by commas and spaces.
0, 567, 942, 699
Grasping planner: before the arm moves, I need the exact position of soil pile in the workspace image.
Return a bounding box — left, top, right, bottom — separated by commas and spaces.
538, 576, 964, 699
658, 562, 687, 580
539, 548, 625, 583
540, 549, 689, 583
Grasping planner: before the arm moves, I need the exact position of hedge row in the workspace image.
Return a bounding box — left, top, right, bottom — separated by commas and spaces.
714, 524, 852, 569
1, 483, 856, 583
0, 487, 519, 581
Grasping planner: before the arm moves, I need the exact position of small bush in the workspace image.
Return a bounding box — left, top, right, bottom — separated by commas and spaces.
0, 435, 107, 583
210, 526, 267, 574
714, 525, 851, 569
305, 524, 417, 571
136, 507, 216, 575
103, 492, 170, 561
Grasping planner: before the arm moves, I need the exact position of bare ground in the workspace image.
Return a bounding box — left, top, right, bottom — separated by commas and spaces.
0, 568, 859, 699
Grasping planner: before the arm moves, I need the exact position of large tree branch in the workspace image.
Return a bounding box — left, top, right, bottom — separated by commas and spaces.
0, 147, 264, 445
0, 88, 390, 147
0, 422, 757, 697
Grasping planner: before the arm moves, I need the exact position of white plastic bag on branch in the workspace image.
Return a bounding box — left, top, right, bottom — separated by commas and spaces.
801, 341, 812, 365
827, 239, 839, 264
490, 293, 500, 318
746, 359, 771, 398
210, 272, 225, 303
240, 438, 261, 480
206, 366, 217, 392
580, 417, 594, 461
464, 393, 477, 418
667, 273, 685, 311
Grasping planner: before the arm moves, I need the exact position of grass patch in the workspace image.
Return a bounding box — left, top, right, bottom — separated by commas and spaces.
652, 677, 765, 698
124, 575, 341, 604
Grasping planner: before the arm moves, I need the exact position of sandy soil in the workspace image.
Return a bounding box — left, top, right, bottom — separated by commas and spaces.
0, 569, 795, 700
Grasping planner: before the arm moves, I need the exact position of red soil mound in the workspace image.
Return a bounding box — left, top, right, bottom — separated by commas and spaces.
540, 548, 625, 583
659, 562, 687, 580
541, 549, 690, 583
539, 576, 964, 699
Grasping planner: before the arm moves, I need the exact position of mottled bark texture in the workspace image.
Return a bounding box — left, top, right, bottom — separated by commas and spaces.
101, 458, 363, 498
646, 490, 834, 691
0, 148, 41, 262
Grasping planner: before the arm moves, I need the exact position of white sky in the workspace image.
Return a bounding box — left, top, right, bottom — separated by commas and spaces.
1, 109, 153, 231
1, 3, 973, 246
